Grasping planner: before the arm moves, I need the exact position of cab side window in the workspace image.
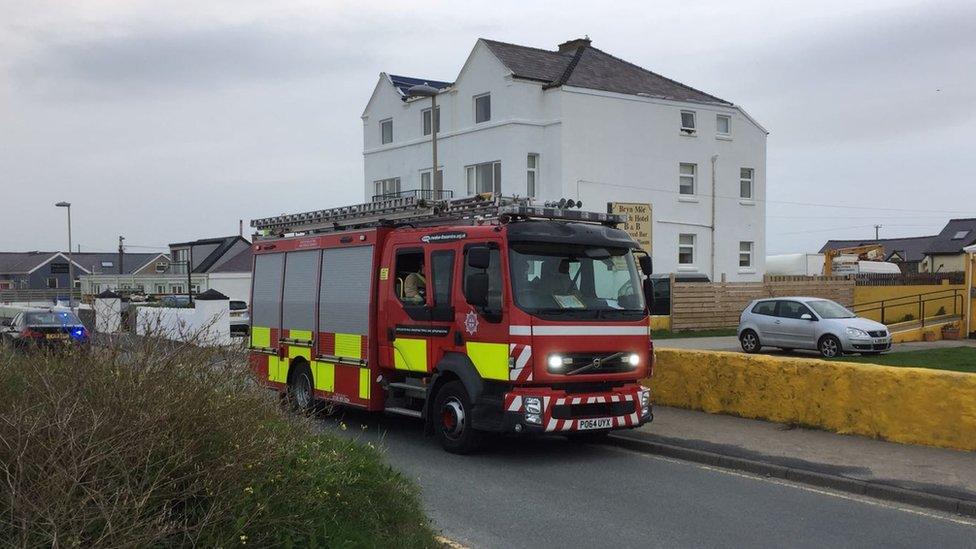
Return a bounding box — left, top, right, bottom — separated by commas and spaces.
463, 246, 502, 313
395, 249, 426, 305
776, 301, 812, 319
430, 251, 455, 309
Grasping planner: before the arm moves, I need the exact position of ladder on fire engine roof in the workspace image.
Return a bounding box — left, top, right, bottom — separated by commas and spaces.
250, 193, 626, 240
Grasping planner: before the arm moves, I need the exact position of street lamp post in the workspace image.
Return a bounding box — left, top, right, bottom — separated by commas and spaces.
407, 84, 440, 198
54, 201, 74, 311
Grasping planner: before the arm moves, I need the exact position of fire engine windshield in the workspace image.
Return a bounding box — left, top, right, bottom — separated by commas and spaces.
509, 243, 646, 320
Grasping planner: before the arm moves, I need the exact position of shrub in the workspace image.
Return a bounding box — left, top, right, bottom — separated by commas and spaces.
0, 337, 437, 548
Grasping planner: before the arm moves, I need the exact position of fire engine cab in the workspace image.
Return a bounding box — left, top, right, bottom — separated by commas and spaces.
248, 193, 654, 453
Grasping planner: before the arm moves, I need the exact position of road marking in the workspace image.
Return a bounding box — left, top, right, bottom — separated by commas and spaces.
609, 446, 976, 527
436, 535, 471, 549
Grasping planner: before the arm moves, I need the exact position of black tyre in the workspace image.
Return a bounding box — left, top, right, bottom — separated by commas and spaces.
433, 380, 483, 454
739, 330, 761, 353
286, 362, 315, 413
566, 431, 611, 444
818, 335, 843, 359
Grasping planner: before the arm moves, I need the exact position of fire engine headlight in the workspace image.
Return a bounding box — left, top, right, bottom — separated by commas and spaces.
525, 413, 542, 425
548, 354, 565, 369
524, 396, 542, 415
627, 353, 640, 367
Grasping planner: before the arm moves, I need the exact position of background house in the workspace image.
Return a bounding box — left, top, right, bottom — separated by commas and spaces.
0, 251, 165, 291
361, 37, 767, 281
920, 218, 976, 273
80, 236, 252, 299
820, 236, 936, 274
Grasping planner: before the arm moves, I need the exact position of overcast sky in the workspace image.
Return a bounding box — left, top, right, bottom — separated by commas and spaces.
1, 0, 974, 255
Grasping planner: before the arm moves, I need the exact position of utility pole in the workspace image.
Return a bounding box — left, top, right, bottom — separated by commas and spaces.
118, 235, 125, 275
874, 225, 882, 240
187, 247, 194, 305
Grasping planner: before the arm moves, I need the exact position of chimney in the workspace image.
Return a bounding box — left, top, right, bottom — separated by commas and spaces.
557, 36, 591, 54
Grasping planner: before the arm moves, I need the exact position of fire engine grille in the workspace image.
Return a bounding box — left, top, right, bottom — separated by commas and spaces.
548, 353, 637, 374
551, 400, 635, 419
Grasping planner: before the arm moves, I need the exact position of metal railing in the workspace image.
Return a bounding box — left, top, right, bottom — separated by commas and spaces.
0, 288, 82, 305
371, 188, 454, 202
851, 288, 965, 327
853, 272, 965, 286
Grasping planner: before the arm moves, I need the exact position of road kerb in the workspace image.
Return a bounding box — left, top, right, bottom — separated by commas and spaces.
608, 432, 976, 518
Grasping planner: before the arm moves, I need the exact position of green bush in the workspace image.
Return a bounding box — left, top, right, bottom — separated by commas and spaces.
0, 338, 437, 548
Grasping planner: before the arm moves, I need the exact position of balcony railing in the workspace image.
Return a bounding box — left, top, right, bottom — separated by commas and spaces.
371, 189, 454, 202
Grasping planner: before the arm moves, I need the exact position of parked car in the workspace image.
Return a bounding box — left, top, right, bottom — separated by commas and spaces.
0, 310, 89, 350
737, 297, 891, 359
229, 300, 250, 336
648, 273, 710, 315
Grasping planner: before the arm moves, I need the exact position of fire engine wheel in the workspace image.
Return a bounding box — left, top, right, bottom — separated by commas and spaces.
433, 381, 483, 454
287, 363, 315, 413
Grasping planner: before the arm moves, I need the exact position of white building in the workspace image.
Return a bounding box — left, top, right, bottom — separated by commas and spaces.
362, 37, 768, 281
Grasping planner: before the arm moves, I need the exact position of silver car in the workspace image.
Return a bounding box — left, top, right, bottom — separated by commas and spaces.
737, 297, 892, 359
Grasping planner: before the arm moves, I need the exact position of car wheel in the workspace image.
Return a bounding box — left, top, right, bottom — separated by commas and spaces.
286, 362, 315, 413
818, 335, 843, 359
739, 330, 761, 353
433, 380, 483, 454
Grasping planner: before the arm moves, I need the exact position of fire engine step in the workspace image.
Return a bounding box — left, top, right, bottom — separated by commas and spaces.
384, 407, 423, 419
388, 382, 428, 397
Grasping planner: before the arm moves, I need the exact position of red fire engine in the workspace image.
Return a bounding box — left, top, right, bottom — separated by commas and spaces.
248, 193, 654, 453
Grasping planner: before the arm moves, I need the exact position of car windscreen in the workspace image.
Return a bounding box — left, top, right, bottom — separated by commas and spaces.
26, 311, 83, 326
807, 300, 855, 319
509, 243, 645, 319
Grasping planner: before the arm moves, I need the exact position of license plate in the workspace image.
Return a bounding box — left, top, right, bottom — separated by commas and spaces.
874, 338, 888, 344
46, 333, 68, 340
577, 418, 612, 431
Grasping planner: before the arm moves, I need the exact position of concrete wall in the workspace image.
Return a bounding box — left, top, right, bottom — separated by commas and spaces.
208, 273, 252, 302
646, 349, 976, 451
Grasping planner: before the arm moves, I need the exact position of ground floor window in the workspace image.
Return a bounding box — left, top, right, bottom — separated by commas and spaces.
739, 241, 754, 268
678, 234, 695, 265
47, 277, 58, 289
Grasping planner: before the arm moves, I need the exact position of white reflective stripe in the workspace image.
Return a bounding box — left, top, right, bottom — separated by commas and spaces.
516, 345, 532, 370
624, 394, 634, 402
526, 370, 533, 381
529, 326, 649, 336
572, 397, 582, 405
546, 419, 558, 431
611, 395, 620, 402
556, 397, 566, 405
562, 421, 574, 431
509, 325, 532, 336
507, 396, 523, 412
586, 397, 596, 404
596, 396, 606, 403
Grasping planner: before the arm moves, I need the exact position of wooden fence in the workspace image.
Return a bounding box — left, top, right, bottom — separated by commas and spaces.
670, 276, 855, 331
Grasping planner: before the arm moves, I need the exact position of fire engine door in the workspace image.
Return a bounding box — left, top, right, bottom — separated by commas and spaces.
458, 243, 510, 382
388, 247, 433, 373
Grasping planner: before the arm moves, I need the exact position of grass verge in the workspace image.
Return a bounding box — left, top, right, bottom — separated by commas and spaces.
0, 337, 438, 547
839, 346, 976, 373
652, 328, 738, 340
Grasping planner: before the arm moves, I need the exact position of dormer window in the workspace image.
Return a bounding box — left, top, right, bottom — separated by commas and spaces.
952, 230, 970, 240
680, 110, 696, 134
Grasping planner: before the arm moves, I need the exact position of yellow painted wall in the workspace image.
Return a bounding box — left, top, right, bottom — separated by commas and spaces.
645, 349, 976, 452
650, 315, 671, 331
853, 283, 966, 324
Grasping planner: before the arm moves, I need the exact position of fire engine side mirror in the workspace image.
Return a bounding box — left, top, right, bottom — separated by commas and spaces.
465, 272, 489, 307
467, 247, 491, 270
638, 255, 653, 276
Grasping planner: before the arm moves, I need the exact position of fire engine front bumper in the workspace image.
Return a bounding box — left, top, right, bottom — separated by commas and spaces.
496, 384, 653, 435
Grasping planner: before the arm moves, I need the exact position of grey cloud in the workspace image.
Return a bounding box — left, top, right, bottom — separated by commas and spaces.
11, 23, 375, 97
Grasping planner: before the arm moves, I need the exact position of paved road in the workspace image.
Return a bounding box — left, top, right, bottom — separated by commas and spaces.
657, 335, 976, 355
318, 410, 976, 549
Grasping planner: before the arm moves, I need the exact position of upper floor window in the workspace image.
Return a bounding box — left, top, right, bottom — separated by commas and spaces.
679, 163, 697, 195
716, 114, 731, 137
374, 177, 401, 198
475, 93, 491, 123
380, 119, 393, 144
155, 262, 167, 273
526, 154, 539, 198
680, 110, 696, 134
467, 161, 501, 195
422, 107, 440, 136
100, 260, 113, 268
740, 168, 754, 200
